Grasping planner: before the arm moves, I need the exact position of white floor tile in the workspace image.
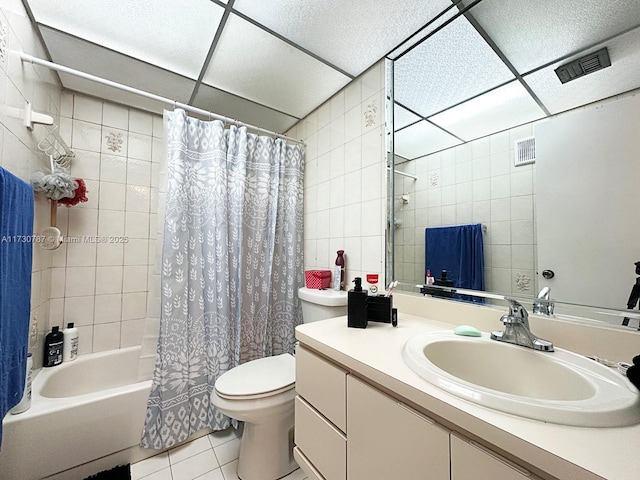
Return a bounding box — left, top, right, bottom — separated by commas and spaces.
220, 460, 239, 480
131, 452, 170, 479
139, 466, 172, 480
171, 449, 220, 480
213, 438, 241, 466
169, 436, 214, 465
208, 427, 238, 448
281, 468, 306, 480
194, 468, 226, 480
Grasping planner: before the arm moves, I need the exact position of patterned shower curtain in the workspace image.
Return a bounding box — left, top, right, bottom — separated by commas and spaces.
141, 109, 304, 449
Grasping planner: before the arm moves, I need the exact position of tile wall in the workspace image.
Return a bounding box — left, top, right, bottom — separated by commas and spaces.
48, 92, 164, 355
394, 123, 537, 297
287, 60, 388, 290
0, 0, 63, 368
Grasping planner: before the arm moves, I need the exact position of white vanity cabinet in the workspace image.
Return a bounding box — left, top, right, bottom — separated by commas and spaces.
295, 345, 541, 480
294, 345, 347, 480
451, 434, 538, 480
346, 375, 450, 480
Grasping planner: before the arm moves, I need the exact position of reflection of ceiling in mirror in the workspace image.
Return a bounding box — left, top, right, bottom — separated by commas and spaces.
393, 0, 640, 159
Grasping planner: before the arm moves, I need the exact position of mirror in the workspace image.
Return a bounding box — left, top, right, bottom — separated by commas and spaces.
387, 0, 640, 329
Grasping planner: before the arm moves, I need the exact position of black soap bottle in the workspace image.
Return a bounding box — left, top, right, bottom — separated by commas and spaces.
348, 277, 368, 328
44, 326, 64, 367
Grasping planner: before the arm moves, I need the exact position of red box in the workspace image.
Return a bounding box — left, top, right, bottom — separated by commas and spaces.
304, 270, 332, 289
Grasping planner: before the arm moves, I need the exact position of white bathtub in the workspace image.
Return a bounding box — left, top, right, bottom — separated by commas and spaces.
0, 346, 152, 480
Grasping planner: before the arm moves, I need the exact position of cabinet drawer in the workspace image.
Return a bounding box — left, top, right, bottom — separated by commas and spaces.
293, 446, 326, 480
296, 345, 347, 432
295, 396, 346, 480
451, 434, 534, 480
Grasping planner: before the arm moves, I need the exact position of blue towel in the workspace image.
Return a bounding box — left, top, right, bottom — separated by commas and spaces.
0, 167, 34, 449
425, 224, 485, 297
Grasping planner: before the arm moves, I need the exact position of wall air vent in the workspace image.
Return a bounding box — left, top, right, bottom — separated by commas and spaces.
554, 47, 611, 84
514, 136, 535, 167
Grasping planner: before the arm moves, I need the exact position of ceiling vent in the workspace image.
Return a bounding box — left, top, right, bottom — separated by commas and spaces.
554, 47, 611, 84
514, 136, 535, 167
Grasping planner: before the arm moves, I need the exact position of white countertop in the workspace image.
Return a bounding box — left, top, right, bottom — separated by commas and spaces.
295, 312, 640, 480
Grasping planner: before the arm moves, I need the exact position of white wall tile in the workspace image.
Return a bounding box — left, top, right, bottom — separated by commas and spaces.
99, 182, 126, 210
73, 95, 102, 124
102, 103, 129, 130
100, 154, 127, 183
64, 295, 95, 326
122, 292, 147, 320
123, 266, 148, 293
128, 132, 152, 160
98, 210, 125, 236
64, 266, 96, 297
93, 322, 121, 352
129, 110, 153, 135
95, 266, 123, 295
94, 294, 122, 324
72, 120, 102, 152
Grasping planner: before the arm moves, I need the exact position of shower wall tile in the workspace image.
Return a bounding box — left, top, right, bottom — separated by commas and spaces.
103, 102, 129, 130
56, 92, 160, 354
0, 0, 63, 366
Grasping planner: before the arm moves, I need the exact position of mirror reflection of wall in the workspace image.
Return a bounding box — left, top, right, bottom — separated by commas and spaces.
389, 0, 640, 319
393, 121, 536, 298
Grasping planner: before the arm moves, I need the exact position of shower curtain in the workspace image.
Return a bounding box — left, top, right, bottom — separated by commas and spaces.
141, 109, 304, 449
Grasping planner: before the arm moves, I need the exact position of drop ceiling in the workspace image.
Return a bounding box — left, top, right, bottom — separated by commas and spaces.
22, 1, 640, 145
392, 0, 640, 160
22, 0, 456, 133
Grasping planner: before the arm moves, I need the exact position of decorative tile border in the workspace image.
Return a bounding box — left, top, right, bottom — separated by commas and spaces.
364, 100, 377, 128
514, 272, 531, 291
105, 131, 125, 153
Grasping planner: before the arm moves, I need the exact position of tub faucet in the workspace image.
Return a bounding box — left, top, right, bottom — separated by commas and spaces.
532, 286, 554, 316
491, 298, 554, 351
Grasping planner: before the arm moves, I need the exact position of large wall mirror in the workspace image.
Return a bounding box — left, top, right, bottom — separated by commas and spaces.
387, 0, 640, 330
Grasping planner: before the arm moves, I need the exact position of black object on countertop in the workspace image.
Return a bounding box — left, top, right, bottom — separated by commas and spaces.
348, 277, 368, 329
84, 464, 130, 480
627, 364, 640, 392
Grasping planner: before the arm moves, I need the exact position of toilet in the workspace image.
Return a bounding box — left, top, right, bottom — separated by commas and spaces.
210, 287, 347, 480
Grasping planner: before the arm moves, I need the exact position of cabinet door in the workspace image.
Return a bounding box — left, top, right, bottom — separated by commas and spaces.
451, 434, 533, 480
296, 345, 347, 432
347, 376, 450, 480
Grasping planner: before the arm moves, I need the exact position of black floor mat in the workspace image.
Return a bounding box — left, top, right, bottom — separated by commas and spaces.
83, 464, 131, 480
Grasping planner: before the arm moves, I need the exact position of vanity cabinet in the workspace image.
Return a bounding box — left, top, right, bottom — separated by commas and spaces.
347, 375, 450, 480
451, 434, 537, 480
295, 345, 540, 480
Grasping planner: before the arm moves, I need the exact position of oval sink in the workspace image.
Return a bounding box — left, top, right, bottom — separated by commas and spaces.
403, 331, 640, 427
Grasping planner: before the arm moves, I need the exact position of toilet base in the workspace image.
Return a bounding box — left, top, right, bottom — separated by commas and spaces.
237, 410, 298, 480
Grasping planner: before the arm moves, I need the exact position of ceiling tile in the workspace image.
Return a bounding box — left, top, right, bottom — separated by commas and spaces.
430, 81, 546, 142
387, 7, 458, 60
193, 84, 299, 134
41, 27, 195, 113
28, 0, 224, 79
524, 27, 640, 115
202, 13, 351, 119
233, 0, 454, 76
394, 121, 462, 160
394, 104, 421, 130
394, 15, 515, 118
465, 0, 640, 73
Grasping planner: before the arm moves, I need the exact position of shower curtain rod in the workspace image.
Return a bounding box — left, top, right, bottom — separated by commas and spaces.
20, 53, 304, 145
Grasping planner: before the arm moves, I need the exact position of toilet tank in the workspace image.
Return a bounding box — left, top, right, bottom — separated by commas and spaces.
298, 287, 348, 323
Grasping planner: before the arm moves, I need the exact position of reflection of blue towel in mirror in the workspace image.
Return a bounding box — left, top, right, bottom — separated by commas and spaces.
425, 224, 485, 297
0, 166, 34, 449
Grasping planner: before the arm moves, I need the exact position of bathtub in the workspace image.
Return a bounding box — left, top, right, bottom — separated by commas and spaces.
0, 346, 152, 480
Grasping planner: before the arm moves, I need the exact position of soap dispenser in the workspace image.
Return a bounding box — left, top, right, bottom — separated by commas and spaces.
348, 277, 368, 329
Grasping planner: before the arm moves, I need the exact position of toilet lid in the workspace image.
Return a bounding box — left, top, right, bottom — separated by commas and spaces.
215, 353, 295, 399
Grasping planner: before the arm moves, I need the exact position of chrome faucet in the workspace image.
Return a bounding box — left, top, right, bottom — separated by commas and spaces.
532, 286, 554, 316
491, 298, 554, 351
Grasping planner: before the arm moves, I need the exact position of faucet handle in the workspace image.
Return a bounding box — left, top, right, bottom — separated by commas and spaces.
503, 298, 529, 325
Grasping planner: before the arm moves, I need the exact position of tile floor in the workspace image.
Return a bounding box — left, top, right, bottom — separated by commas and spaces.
131, 428, 308, 480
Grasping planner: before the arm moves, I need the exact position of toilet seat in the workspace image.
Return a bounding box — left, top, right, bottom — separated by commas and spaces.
215, 353, 295, 400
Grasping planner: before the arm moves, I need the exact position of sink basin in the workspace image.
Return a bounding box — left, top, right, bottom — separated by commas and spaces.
403, 331, 640, 427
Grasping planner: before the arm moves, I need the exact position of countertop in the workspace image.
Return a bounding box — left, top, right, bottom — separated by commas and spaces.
295, 313, 640, 480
